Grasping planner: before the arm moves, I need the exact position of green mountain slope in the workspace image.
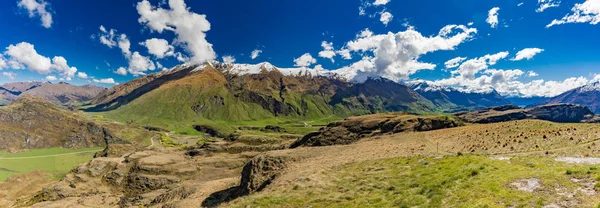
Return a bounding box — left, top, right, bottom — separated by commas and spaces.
92, 64, 437, 131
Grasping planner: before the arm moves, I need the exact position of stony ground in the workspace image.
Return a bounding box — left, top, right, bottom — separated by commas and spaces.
4, 119, 600, 207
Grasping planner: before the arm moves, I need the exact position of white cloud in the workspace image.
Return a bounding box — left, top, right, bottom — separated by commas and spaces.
518, 2, 524, 6
0, 56, 7, 70
444, 57, 467, 69
250, 49, 262, 60
118, 34, 131, 57
547, 0, 600, 27
137, 0, 216, 64
537, 0, 560, 13
3, 42, 81, 80
115, 67, 128, 76
487, 7, 500, 28
51, 56, 77, 79
357, 28, 374, 38
512, 48, 544, 61
341, 24, 477, 81
373, 0, 390, 6
2, 72, 16, 80
222, 55, 236, 64
96, 27, 157, 76
45, 75, 57, 81
93, 78, 116, 84
380, 11, 393, 26
294, 53, 317, 67
17, 0, 53, 28
527, 71, 539, 77
467, 22, 474, 26
337, 48, 352, 60
431, 50, 594, 97
128, 52, 156, 76
97, 26, 117, 47
452, 51, 509, 80
77, 72, 88, 79
318, 41, 336, 63
4, 42, 52, 74
140, 38, 175, 58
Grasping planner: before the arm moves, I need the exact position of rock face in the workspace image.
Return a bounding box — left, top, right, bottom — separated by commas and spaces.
455, 104, 595, 123
0, 81, 104, 106
239, 155, 288, 194
291, 113, 463, 147
28, 151, 201, 207
0, 96, 126, 151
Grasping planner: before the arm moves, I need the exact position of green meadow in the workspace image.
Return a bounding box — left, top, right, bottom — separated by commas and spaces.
0, 147, 102, 181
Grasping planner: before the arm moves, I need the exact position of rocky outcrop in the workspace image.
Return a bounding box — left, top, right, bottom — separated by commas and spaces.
455, 104, 595, 123
28, 151, 202, 207
202, 155, 289, 207
291, 113, 463, 148
0, 97, 127, 151
239, 155, 288, 194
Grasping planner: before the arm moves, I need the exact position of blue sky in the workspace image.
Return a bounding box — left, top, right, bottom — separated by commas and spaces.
1, 0, 600, 97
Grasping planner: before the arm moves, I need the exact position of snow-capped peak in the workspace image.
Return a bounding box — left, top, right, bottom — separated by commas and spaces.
578, 81, 600, 93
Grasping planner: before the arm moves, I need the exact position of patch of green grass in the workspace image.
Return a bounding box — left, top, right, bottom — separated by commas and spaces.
231, 155, 600, 208
158, 133, 184, 148
0, 148, 102, 181
196, 137, 217, 146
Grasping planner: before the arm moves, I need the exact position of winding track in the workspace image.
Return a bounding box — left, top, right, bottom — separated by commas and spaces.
0, 149, 101, 160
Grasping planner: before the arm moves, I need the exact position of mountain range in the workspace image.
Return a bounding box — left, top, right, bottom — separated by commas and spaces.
0, 81, 105, 106
87, 63, 437, 126
4, 62, 599, 123
531, 81, 600, 114
81, 62, 570, 126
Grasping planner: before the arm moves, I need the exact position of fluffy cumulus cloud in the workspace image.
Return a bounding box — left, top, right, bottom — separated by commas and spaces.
96, 26, 156, 76
3, 72, 16, 80
4, 42, 52, 74
444, 57, 467, 69
137, 0, 216, 64
45, 75, 57, 81
537, 0, 560, 12
128, 52, 156, 76
430, 50, 596, 97
373, 0, 390, 6
51, 56, 77, 80
318, 41, 336, 63
93, 78, 116, 84
77, 72, 88, 79
487, 7, 500, 28
380, 11, 393, 26
0, 56, 7, 70
512, 48, 544, 61
17, 0, 53, 28
97, 25, 117, 47
452, 51, 509, 80
140, 38, 175, 58
222, 55, 236, 64
339, 24, 477, 81
527, 71, 539, 77
293, 53, 317, 67
2, 42, 81, 80
250, 49, 262, 60
115, 67, 128, 76
118, 34, 131, 57
547, 0, 600, 27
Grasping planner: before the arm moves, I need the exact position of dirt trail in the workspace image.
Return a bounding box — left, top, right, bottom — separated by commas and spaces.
0, 149, 100, 160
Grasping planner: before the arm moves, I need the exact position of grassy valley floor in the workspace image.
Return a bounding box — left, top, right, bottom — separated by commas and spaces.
0, 147, 103, 181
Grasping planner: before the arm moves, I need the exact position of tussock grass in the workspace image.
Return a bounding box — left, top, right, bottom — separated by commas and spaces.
230, 155, 600, 208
